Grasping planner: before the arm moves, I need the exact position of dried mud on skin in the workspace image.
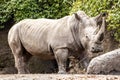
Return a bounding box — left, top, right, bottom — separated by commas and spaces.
0, 74, 120, 80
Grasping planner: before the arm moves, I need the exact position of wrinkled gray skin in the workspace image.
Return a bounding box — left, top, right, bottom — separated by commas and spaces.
87, 49, 120, 74
8, 11, 106, 74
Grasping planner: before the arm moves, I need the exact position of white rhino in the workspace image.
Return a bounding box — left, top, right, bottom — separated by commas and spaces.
8, 11, 107, 74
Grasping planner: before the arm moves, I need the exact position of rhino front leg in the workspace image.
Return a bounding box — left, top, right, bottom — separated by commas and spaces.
54, 49, 68, 74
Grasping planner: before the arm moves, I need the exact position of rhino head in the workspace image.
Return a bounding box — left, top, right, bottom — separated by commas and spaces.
74, 11, 107, 53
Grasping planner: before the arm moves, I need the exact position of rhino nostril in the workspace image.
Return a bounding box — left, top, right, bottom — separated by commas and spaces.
92, 47, 95, 50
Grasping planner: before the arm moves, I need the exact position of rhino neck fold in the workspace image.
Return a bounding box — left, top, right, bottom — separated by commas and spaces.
70, 23, 84, 51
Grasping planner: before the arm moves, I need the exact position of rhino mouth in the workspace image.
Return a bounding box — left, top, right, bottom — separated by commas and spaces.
91, 50, 103, 53
90, 47, 103, 53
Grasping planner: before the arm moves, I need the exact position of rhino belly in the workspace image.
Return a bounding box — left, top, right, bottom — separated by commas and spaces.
21, 39, 54, 60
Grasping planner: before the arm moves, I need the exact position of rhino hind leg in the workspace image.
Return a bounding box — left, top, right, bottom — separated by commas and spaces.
9, 38, 31, 74
54, 49, 68, 74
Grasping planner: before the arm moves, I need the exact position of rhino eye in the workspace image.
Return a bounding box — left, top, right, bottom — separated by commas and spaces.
86, 36, 90, 40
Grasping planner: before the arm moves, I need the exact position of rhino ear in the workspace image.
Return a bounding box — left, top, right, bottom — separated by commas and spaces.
74, 13, 81, 21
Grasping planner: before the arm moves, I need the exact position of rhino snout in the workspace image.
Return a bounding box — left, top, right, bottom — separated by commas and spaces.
90, 46, 103, 53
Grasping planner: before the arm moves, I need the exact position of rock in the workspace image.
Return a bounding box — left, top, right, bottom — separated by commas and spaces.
87, 48, 120, 74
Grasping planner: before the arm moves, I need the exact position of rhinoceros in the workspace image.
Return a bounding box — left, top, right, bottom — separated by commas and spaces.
8, 11, 107, 74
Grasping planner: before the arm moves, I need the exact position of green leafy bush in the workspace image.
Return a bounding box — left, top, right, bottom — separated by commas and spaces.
0, 0, 73, 28
70, 0, 120, 42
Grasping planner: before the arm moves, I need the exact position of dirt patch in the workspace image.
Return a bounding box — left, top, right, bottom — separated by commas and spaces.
0, 30, 15, 73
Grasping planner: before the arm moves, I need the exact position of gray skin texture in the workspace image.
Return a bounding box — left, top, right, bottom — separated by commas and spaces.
87, 48, 120, 74
8, 11, 106, 74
